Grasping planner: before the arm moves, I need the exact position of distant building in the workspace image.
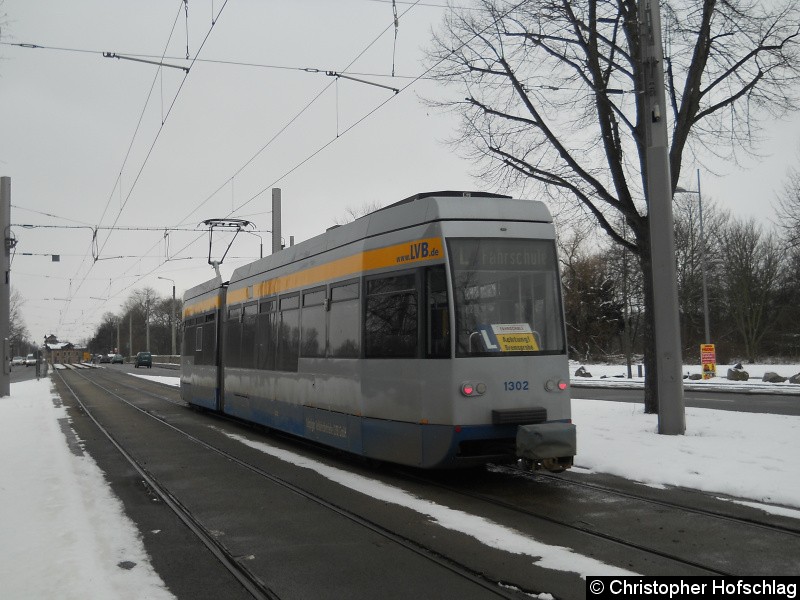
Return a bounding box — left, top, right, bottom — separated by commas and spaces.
44, 335, 86, 365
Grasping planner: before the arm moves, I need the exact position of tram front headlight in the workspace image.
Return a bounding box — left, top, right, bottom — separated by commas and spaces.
545, 379, 569, 392
460, 382, 486, 397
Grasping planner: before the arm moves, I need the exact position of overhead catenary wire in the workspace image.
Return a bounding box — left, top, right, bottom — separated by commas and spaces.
17, 0, 527, 340
56, 0, 232, 331
13, 222, 272, 233
50, 0, 192, 327
173, 0, 422, 229
47, 0, 495, 329
50, 1, 429, 326
1, 42, 421, 80
392, 0, 400, 77
202, 0, 536, 239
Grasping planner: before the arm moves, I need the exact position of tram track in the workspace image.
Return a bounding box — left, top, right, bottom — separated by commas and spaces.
519, 468, 800, 537
390, 470, 734, 576
389, 461, 800, 577
57, 367, 800, 586
55, 369, 279, 600
53, 367, 540, 600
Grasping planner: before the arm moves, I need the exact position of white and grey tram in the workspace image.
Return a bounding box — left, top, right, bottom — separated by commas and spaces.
181, 191, 575, 470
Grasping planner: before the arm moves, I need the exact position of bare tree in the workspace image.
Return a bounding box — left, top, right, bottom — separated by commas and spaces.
672, 192, 728, 355
719, 218, 784, 362
9, 288, 30, 354
427, 0, 800, 411
87, 312, 119, 355
125, 287, 160, 352
560, 237, 625, 361
334, 200, 384, 226
775, 162, 800, 248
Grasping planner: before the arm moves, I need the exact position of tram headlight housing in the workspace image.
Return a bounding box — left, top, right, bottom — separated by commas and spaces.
460, 382, 487, 397
545, 379, 569, 392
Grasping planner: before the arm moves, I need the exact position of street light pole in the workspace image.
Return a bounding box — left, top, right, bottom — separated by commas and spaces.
677, 169, 711, 344
158, 277, 177, 356
0, 177, 11, 397
696, 170, 711, 345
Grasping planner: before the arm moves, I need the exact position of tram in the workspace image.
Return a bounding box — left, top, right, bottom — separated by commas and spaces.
181, 191, 575, 470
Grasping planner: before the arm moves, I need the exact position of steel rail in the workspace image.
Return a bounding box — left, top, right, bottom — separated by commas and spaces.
58, 368, 526, 600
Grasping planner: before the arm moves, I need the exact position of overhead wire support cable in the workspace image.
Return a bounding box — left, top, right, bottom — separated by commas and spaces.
392, 0, 399, 76
102, 52, 189, 73
224, 1, 426, 217
3, 42, 430, 82
230, 0, 530, 219
95, 0, 230, 258
325, 71, 399, 93
56, 0, 231, 331
184, 0, 190, 59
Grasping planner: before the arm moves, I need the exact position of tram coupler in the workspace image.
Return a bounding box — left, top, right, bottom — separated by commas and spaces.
516, 422, 576, 472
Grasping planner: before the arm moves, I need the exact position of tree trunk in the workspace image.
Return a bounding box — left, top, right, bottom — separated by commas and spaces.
634, 221, 659, 414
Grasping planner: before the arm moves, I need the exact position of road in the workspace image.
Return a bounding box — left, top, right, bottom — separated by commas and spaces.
8, 362, 47, 384
571, 383, 800, 416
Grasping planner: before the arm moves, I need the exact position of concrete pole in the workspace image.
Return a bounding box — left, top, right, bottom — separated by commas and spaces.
639, 0, 685, 434
0, 177, 10, 396
146, 302, 150, 352
697, 169, 711, 344
171, 284, 176, 356
271, 188, 282, 254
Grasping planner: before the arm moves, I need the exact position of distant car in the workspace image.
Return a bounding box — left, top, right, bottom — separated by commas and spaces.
134, 352, 152, 368
24, 353, 36, 366
11, 356, 24, 366
111, 354, 124, 364
99, 354, 111, 363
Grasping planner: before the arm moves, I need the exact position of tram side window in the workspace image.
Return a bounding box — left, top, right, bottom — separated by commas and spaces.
181, 320, 191, 356
193, 312, 217, 366
365, 273, 418, 358
225, 306, 242, 368
256, 299, 276, 371
329, 281, 359, 358
240, 302, 258, 370
277, 294, 300, 372
300, 288, 326, 358
202, 313, 217, 365
426, 266, 450, 358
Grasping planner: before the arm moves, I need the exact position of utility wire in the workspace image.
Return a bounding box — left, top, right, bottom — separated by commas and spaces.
25, 0, 522, 337
57, 0, 231, 331
54, 1, 189, 331
13, 222, 272, 233
171, 0, 422, 227
64, 1, 423, 318
1, 42, 421, 80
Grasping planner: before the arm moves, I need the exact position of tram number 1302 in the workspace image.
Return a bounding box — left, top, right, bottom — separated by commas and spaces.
503, 380, 529, 391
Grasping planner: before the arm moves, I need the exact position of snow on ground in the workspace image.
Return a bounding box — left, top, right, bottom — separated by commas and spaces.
572, 399, 800, 511
0, 378, 174, 600
1, 366, 798, 596
570, 361, 800, 394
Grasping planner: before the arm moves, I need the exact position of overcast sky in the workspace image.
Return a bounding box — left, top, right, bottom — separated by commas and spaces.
2, 0, 799, 345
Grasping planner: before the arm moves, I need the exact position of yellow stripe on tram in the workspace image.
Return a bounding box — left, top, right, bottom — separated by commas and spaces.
225, 237, 444, 305
183, 295, 222, 319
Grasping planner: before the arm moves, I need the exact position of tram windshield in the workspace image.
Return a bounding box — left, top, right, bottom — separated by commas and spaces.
448, 238, 565, 357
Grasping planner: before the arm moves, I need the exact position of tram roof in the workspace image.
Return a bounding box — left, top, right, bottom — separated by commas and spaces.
226, 191, 553, 287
